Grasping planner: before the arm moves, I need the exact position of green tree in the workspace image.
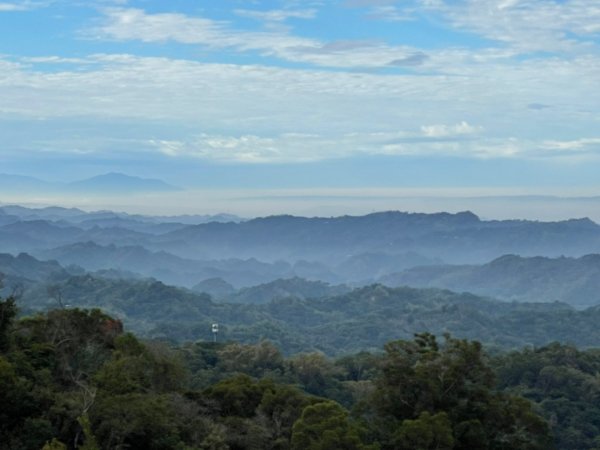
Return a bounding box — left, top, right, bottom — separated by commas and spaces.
77, 413, 100, 450
90, 393, 183, 450
42, 439, 67, 450
217, 340, 284, 378
370, 333, 551, 450
94, 333, 187, 395
287, 352, 346, 401
204, 374, 265, 418
393, 411, 454, 450
494, 343, 600, 449
258, 382, 319, 448
291, 401, 377, 450
0, 295, 17, 352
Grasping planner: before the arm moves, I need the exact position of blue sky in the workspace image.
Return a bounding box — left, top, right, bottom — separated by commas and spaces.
1, 0, 600, 216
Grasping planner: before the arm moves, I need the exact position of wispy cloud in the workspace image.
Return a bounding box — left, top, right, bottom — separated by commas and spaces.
2, 0, 600, 204
92, 8, 317, 57
0, 1, 45, 11
91, 8, 440, 69
344, 0, 399, 7
21, 55, 93, 64
3, 0, 600, 165
0, 3, 27, 10
347, 0, 600, 56
1, 50, 599, 162
421, 121, 483, 138
150, 125, 594, 163
234, 8, 317, 22
364, 5, 417, 21
543, 138, 600, 151
415, 0, 600, 53
89, 3, 600, 72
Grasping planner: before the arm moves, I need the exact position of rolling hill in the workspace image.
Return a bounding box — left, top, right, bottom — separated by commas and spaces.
381, 254, 600, 308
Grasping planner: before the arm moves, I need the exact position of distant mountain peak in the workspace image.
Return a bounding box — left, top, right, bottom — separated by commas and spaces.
565, 217, 599, 228
68, 173, 181, 193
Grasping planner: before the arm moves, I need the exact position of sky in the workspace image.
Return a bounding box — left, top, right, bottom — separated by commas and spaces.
1, 0, 600, 217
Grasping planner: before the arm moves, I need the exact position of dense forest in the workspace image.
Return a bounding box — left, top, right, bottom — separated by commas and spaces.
13, 273, 600, 354
3, 294, 600, 449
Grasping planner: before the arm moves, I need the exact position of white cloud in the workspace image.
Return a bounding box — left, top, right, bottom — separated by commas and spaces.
89, 3, 600, 73
91, 7, 443, 69
421, 121, 482, 138
542, 138, 600, 151
365, 5, 417, 21
0, 3, 27, 10
93, 8, 317, 53
344, 0, 399, 7
151, 134, 328, 163
0, 1, 36, 11
146, 128, 528, 164
349, 0, 600, 56
21, 56, 92, 64
0, 51, 599, 163
234, 8, 317, 22
414, 0, 600, 53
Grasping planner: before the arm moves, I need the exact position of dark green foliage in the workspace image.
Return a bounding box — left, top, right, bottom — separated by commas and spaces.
0, 302, 121, 449
369, 333, 552, 450
286, 352, 341, 396
94, 334, 188, 395
41, 439, 67, 450
199, 375, 323, 449
22, 277, 600, 355
258, 383, 319, 446
0, 295, 17, 351
91, 393, 184, 450
77, 414, 100, 450
494, 343, 600, 450
392, 411, 454, 450
290, 401, 377, 450
205, 374, 266, 418
0, 293, 587, 449
0, 355, 51, 449
335, 351, 380, 382
227, 277, 350, 304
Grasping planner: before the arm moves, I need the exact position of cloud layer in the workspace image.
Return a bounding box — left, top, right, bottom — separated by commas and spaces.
1, 0, 600, 170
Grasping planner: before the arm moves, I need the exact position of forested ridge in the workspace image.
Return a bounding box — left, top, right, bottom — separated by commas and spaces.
381, 254, 600, 308
15, 274, 600, 354
3, 294, 600, 449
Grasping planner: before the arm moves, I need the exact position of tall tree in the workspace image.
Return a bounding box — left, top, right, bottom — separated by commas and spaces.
369, 333, 552, 450
291, 401, 377, 450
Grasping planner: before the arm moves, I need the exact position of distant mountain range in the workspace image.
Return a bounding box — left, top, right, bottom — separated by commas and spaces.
150, 210, 600, 264
7, 243, 600, 353
4, 206, 600, 295
0, 172, 180, 194
381, 254, 600, 308
8, 202, 600, 356
34, 241, 303, 288
6, 243, 600, 310
0, 204, 243, 229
